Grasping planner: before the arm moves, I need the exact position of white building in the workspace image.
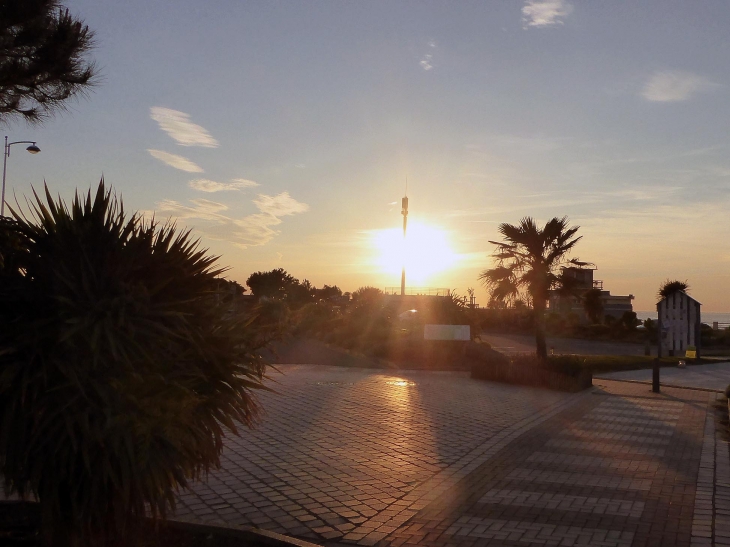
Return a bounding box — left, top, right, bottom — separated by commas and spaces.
547, 266, 634, 322
657, 291, 701, 357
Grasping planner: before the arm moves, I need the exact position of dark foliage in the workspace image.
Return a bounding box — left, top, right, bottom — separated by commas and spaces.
470, 351, 592, 392
246, 268, 298, 300
582, 288, 604, 324
619, 311, 639, 330
658, 279, 690, 299
245, 269, 341, 309
0, 181, 276, 546
0, 0, 98, 124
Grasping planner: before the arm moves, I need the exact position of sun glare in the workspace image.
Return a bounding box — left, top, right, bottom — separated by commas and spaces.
372, 222, 458, 284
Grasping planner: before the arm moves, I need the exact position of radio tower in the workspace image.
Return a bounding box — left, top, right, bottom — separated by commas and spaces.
400, 182, 408, 296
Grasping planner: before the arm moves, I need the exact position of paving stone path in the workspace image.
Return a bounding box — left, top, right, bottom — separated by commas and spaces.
170, 365, 730, 547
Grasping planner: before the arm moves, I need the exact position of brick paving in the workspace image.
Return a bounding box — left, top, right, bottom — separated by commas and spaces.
168, 365, 730, 547
171, 365, 572, 540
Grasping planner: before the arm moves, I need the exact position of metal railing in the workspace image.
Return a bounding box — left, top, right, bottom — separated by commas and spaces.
384, 287, 451, 297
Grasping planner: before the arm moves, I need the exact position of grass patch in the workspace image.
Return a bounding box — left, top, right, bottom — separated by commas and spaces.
561, 355, 714, 375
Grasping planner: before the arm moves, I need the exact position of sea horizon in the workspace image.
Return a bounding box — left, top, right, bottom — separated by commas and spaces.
635, 310, 730, 324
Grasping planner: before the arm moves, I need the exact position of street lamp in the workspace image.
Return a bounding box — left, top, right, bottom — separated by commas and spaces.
2, 136, 41, 217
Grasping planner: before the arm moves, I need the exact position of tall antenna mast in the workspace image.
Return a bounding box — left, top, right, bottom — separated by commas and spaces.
401, 179, 408, 297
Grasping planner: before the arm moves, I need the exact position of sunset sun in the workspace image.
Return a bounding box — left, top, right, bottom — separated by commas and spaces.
371, 222, 458, 284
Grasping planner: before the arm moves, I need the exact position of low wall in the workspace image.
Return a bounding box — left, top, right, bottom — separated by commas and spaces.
471, 361, 593, 392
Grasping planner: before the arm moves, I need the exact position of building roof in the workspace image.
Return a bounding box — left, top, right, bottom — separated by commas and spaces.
656, 290, 702, 306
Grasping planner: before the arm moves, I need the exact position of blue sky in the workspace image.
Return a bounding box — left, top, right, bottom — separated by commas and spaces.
5, 0, 730, 310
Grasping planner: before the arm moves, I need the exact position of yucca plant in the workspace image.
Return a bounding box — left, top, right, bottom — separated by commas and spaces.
0, 180, 276, 546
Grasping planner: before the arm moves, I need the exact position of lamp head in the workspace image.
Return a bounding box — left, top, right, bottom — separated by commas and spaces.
26, 143, 40, 154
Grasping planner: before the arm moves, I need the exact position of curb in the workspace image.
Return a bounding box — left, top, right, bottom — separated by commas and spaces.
164, 519, 323, 547
0, 501, 323, 547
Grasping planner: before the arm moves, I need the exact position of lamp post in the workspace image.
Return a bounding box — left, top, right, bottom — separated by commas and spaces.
2, 136, 41, 217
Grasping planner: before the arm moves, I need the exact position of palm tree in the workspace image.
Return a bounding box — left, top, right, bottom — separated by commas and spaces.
658, 279, 689, 299
480, 216, 586, 360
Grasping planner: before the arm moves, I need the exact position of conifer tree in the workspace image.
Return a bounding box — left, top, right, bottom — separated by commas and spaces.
0, 0, 97, 124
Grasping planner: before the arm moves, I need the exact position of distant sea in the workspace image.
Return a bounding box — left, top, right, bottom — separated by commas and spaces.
636, 310, 730, 325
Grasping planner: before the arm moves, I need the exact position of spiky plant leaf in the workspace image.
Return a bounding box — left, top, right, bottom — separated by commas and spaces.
0, 180, 278, 546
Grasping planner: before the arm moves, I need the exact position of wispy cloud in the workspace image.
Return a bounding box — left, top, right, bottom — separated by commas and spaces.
148, 149, 203, 173
253, 192, 310, 216
155, 198, 229, 221
189, 178, 260, 192
152, 192, 309, 248
231, 178, 260, 187
232, 214, 282, 248
150, 107, 219, 147
419, 39, 436, 71
641, 70, 713, 102
522, 0, 572, 28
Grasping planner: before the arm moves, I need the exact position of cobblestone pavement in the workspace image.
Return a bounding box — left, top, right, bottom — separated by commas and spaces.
172, 365, 573, 538
597, 361, 730, 392
171, 366, 730, 547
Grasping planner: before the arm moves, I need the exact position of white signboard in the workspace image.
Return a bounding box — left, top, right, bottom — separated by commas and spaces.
424, 324, 470, 341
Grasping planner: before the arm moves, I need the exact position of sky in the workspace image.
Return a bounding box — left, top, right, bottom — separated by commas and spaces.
4, 0, 730, 311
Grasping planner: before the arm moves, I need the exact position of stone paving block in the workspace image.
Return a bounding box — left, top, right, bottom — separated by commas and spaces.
147, 368, 724, 547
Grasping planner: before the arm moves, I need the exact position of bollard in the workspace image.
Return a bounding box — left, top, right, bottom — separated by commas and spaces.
652, 358, 660, 393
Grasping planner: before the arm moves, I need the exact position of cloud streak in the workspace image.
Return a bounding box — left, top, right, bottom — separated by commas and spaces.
522, 0, 572, 28
150, 107, 219, 147
148, 149, 204, 173
153, 192, 309, 248
641, 70, 712, 102
189, 178, 260, 192
253, 192, 310, 216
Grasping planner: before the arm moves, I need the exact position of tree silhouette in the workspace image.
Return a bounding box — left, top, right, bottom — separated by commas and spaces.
246, 268, 298, 300
480, 216, 586, 360
0, 0, 97, 124
582, 288, 604, 324
658, 279, 689, 299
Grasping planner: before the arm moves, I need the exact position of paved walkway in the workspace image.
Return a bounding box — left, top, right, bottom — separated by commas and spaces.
598, 361, 730, 392
171, 365, 730, 547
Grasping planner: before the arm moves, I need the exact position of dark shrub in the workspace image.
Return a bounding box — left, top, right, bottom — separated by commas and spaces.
0, 182, 276, 546
466, 342, 510, 367
544, 355, 586, 376
471, 351, 591, 392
